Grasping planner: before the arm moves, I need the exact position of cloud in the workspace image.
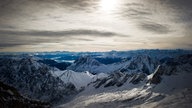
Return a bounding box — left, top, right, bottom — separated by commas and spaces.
150, 0, 192, 23
0, 43, 23, 48
0, 29, 125, 37
0, 37, 49, 48
163, 0, 192, 10
139, 22, 171, 34
0, 0, 192, 51
57, 0, 97, 11
73, 38, 94, 41
120, 2, 152, 20
0, 29, 128, 49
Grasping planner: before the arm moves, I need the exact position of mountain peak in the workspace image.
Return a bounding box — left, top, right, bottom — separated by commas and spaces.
67, 56, 104, 73
74, 56, 102, 66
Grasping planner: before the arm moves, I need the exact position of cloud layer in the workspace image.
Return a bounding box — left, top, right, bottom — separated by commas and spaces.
0, 0, 191, 52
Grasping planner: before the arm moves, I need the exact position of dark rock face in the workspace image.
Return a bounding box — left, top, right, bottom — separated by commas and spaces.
94, 78, 108, 88
0, 81, 50, 108
104, 78, 116, 87
116, 74, 129, 87
0, 57, 77, 103
129, 73, 147, 84
176, 54, 192, 64
92, 72, 147, 89
149, 65, 164, 84
120, 55, 159, 75
150, 54, 192, 84
65, 83, 76, 92
104, 72, 130, 87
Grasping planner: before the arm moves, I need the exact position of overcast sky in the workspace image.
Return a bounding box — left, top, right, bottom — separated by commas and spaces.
0, 0, 192, 52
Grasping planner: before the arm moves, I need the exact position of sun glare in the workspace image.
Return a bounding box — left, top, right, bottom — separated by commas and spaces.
99, 0, 118, 13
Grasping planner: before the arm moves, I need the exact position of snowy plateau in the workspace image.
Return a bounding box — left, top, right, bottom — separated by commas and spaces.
0, 49, 192, 108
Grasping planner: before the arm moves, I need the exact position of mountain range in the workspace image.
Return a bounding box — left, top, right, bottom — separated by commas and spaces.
0, 49, 192, 107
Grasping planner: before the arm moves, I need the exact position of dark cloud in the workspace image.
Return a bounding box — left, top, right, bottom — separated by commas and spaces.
63, 43, 114, 47
0, 43, 23, 48
152, 0, 192, 23
158, 0, 192, 10
0, 29, 127, 48
0, 29, 125, 37
126, 3, 144, 7
0, 41, 37, 49
56, 0, 98, 12
0, 37, 50, 48
0, 25, 16, 30
139, 22, 171, 34
74, 38, 94, 41
0, 0, 98, 13
123, 9, 152, 20
122, 3, 152, 19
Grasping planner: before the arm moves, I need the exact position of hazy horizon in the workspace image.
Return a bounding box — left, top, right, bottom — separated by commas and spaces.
0, 48, 191, 54
0, 0, 192, 52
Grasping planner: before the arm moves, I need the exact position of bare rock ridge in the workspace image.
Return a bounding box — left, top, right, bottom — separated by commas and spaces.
0, 81, 50, 108
0, 57, 77, 103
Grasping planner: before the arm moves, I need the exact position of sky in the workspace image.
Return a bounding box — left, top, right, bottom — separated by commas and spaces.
0, 0, 192, 52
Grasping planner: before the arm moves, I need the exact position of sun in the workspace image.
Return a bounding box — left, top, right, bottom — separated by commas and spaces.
99, 0, 118, 13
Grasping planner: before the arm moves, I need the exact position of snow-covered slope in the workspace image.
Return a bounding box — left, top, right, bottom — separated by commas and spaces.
57, 72, 192, 108
57, 54, 192, 108
59, 70, 95, 90
51, 70, 109, 90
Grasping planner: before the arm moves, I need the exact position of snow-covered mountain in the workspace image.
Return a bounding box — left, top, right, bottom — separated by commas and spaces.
119, 55, 159, 74
67, 55, 159, 74
57, 54, 192, 108
0, 56, 108, 103
0, 57, 77, 103
67, 56, 106, 73
0, 52, 192, 108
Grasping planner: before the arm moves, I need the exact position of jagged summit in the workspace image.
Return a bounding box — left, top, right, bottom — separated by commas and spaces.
0, 57, 77, 103
74, 56, 102, 66
67, 56, 105, 73
119, 55, 159, 74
